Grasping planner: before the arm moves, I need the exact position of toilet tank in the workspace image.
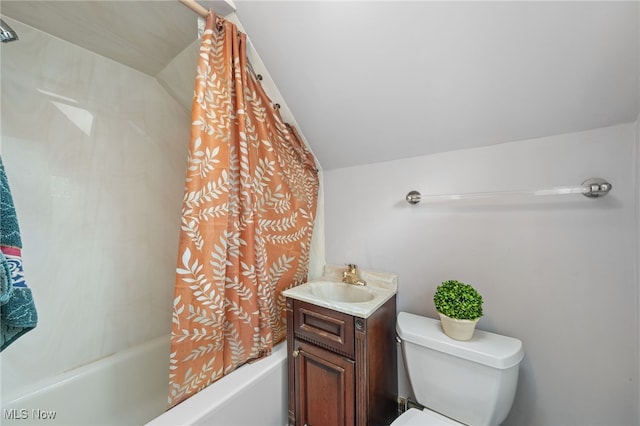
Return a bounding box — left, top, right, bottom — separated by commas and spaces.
397, 312, 524, 426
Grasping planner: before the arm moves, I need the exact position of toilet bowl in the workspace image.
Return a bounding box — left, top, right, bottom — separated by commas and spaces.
393, 312, 524, 426
392, 408, 462, 425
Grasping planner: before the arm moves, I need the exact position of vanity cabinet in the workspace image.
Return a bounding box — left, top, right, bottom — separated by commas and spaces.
286, 297, 397, 426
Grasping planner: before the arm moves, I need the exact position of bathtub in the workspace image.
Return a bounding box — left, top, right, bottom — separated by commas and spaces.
1, 336, 171, 425
147, 342, 287, 426
2, 337, 287, 426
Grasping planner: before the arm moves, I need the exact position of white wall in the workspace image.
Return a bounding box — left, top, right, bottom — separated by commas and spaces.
636, 116, 640, 423
635, 8, 639, 420
324, 123, 638, 425
0, 17, 189, 398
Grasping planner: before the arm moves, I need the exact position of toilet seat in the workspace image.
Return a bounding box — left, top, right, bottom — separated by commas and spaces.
391, 408, 463, 425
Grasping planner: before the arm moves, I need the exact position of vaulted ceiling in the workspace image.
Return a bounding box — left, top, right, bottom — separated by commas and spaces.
235, 1, 639, 169
2, 1, 638, 170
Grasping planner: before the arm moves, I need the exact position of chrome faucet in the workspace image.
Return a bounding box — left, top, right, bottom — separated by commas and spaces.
342, 264, 366, 286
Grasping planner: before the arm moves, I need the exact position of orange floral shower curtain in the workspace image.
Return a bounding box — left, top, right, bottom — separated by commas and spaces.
168, 12, 319, 407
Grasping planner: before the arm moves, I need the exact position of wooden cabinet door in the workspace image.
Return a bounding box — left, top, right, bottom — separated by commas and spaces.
294, 339, 355, 426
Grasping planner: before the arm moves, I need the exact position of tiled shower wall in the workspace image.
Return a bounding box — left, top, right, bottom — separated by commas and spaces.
0, 17, 189, 396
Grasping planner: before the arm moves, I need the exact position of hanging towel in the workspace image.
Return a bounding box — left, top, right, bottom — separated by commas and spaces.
0, 155, 37, 351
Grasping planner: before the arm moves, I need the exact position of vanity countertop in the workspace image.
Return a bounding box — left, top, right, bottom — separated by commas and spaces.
283, 264, 397, 318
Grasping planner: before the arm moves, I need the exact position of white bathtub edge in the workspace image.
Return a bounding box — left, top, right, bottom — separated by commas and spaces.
1, 336, 171, 426
2, 336, 171, 406
147, 342, 288, 426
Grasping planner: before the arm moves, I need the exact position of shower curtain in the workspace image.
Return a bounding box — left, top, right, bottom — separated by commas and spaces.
168, 12, 319, 407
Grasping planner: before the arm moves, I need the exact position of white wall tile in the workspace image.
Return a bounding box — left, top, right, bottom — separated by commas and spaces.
157, 39, 200, 113
0, 17, 189, 397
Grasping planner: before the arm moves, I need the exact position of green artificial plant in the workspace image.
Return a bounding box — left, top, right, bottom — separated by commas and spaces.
433, 280, 483, 320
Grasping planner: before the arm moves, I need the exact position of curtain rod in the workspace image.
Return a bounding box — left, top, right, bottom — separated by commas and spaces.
179, 0, 209, 18
405, 178, 612, 205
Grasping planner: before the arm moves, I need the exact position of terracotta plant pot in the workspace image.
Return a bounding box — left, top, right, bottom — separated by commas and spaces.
438, 312, 480, 341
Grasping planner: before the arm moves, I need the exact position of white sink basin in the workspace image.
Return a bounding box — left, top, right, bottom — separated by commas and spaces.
308, 281, 375, 303
282, 266, 397, 318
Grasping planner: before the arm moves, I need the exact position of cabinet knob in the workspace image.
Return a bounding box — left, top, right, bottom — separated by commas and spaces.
292, 349, 300, 358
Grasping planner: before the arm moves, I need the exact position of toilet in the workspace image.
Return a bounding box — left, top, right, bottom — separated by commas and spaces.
392, 312, 524, 426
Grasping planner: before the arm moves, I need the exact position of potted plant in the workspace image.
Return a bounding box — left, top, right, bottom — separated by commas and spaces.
433, 280, 483, 341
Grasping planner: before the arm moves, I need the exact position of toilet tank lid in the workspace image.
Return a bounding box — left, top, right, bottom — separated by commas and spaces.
396, 312, 524, 369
